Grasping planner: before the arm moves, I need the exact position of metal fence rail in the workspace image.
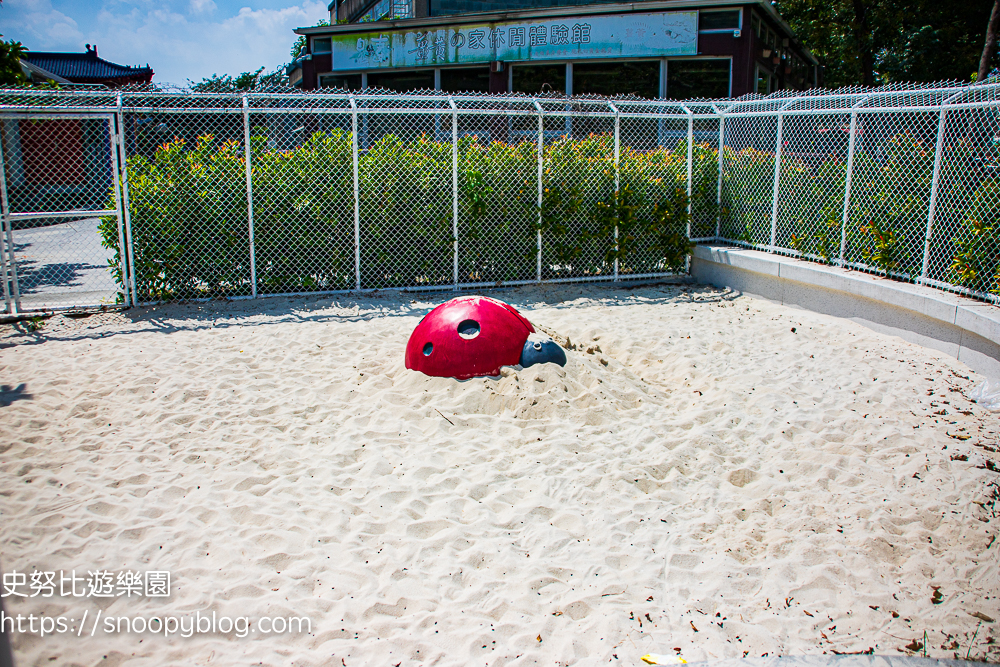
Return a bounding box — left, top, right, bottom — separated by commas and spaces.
1, 81, 999, 312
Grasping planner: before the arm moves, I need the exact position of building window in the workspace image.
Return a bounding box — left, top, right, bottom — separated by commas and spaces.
355, 0, 412, 22
367, 70, 435, 92
667, 59, 730, 99
512, 64, 566, 95
755, 65, 778, 95
312, 37, 332, 54
440, 67, 490, 93
572, 61, 659, 98
755, 66, 769, 95
698, 10, 740, 32
319, 73, 362, 90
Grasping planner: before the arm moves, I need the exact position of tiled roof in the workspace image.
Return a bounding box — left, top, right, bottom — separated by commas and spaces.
21, 49, 153, 84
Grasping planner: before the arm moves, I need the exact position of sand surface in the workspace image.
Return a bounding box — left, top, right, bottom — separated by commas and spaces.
1, 284, 998, 667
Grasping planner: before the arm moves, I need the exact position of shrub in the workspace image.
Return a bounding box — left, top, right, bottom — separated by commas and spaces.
949, 177, 1000, 295
101, 130, 705, 300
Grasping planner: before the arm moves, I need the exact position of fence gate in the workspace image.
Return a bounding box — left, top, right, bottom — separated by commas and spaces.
0, 113, 127, 314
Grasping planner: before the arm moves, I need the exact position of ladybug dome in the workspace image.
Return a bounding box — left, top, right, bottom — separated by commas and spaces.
405, 296, 534, 380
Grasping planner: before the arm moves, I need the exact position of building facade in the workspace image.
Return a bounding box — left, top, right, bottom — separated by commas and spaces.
289, 0, 818, 98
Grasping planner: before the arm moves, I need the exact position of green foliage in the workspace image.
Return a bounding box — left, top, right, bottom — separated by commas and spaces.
787, 157, 847, 263
720, 145, 775, 243
777, 0, 996, 87
859, 217, 907, 272
189, 67, 287, 93
0, 35, 27, 86
949, 178, 1000, 295
104, 135, 252, 301
291, 20, 331, 60
848, 132, 933, 276
458, 137, 538, 283
100, 131, 704, 300
96, 121, 1000, 302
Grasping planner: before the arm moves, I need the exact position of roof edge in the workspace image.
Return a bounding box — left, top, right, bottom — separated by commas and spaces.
296, 0, 746, 34
18, 59, 72, 84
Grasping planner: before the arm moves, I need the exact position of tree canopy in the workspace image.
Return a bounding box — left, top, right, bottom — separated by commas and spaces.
188, 67, 287, 93
777, 0, 998, 87
0, 35, 27, 86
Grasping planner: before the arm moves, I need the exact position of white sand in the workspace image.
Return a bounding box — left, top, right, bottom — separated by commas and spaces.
1, 284, 997, 667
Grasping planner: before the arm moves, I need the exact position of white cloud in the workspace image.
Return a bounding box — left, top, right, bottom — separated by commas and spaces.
2, 0, 84, 49
189, 0, 216, 15
2, 0, 328, 85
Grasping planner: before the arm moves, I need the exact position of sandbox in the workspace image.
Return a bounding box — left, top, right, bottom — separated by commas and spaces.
0, 284, 997, 666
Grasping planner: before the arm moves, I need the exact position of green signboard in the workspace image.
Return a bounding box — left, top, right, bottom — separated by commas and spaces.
330, 11, 698, 72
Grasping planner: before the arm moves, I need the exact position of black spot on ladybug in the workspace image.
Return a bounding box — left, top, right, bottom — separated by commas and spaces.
458, 319, 481, 339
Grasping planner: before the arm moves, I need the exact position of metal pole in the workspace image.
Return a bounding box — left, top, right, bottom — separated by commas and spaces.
686, 108, 694, 235
0, 120, 12, 313
922, 107, 949, 284
714, 107, 725, 239
116, 92, 138, 307
350, 95, 361, 291
107, 116, 129, 308
610, 102, 620, 281
534, 99, 544, 283
680, 103, 694, 274
769, 113, 785, 250
839, 110, 858, 267
0, 122, 21, 314
450, 96, 459, 290
242, 95, 257, 299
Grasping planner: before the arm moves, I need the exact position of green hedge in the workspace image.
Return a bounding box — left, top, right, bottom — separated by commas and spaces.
99, 128, 1000, 303
720, 132, 1000, 295
100, 131, 705, 301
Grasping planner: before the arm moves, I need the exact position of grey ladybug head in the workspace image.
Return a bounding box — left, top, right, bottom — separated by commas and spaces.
520, 337, 567, 368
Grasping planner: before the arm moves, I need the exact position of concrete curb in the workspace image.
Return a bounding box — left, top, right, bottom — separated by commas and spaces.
691, 245, 1000, 379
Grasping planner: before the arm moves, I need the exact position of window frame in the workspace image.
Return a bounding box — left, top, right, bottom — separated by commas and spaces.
697, 9, 742, 34
312, 37, 332, 55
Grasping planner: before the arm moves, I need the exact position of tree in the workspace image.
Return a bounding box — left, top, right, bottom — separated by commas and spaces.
777, 0, 997, 87
979, 0, 1000, 82
0, 35, 27, 86
290, 19, 330, 61
188, 67, 287, 92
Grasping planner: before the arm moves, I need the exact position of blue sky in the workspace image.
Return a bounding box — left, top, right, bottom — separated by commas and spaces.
2, 0, 329, 85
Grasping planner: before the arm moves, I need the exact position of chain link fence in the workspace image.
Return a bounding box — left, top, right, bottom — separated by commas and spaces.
1, 82, 999, 312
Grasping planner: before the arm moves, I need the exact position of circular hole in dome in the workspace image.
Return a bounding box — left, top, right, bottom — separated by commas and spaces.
422, 342, 433, 356
457, 319, 480, 339
532, 341, 542, 350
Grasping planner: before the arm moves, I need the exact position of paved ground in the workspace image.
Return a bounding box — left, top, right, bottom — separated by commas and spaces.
7, 217, 119, 310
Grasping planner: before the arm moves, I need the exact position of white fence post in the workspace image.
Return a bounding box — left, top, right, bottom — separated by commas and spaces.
685, 106, 694, 237
839, 110, 859, 268
116, 92, 138, 307
922, 104, 953, 284
0, 122, 13, 314
107, 115, 130, 309
534, 98, 544, 283
679, 104, 694, 274
715, 107, 725, 240
610, 101, 620, 281
449, 96, 459, 290
349, 95, 361, 291
242, 94, 257, 299
769, 112, 785, 250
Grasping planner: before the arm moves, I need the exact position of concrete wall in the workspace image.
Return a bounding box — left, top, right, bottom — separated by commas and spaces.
690, 245, 1000, 379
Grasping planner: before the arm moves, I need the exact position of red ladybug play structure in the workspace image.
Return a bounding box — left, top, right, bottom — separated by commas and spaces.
405, 296, 535, 380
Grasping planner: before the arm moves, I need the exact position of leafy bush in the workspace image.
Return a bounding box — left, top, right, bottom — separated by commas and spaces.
949, 177, 1000, 295
102, 130, 705, 300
